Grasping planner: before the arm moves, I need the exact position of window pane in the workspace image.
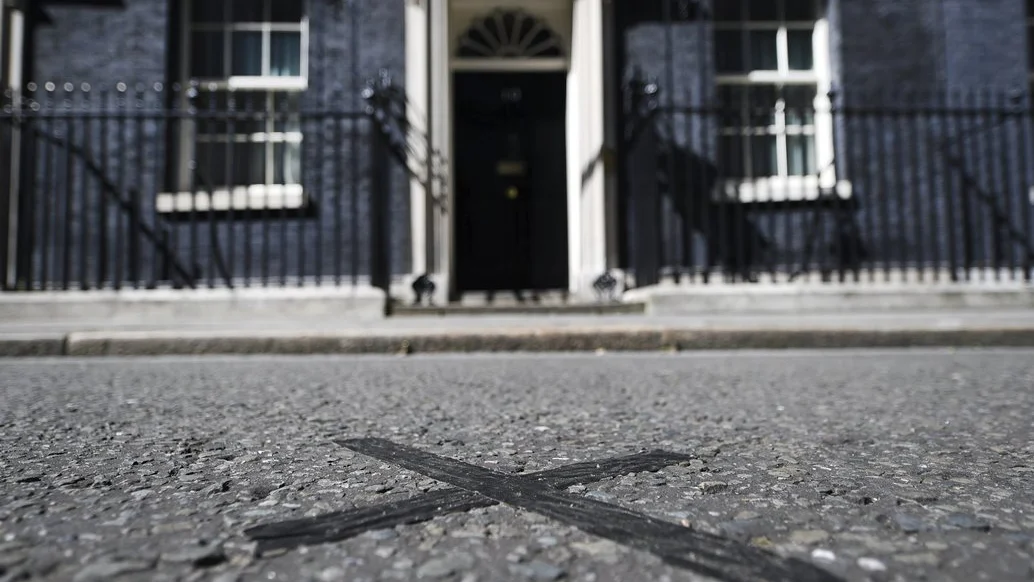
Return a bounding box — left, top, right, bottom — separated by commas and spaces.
270, 0, 304, 22
787, 30, 814, 70
748, 84, 778, 126
787, 135, 816, 176
713, 0, 745, 22
195, 142, 228, 185
193, 92, 229, 134
273, 142, 303, 184
719, 135, 746, 177
194, 140, 272, 187
718, 85, 748, 126
714, 31, 745, 73
784, 0, 817, 20
233, 141, 267, 185
191, 31, 225, 78
234, 91, 268, 112
748, 30, 778, 70
747, 0, 778, 20
208, 92, 273, 135
193, 90, 227, 111
231, 0, 265, 22
272, 92, 302, 132
750, 134, 777, 177
718, 84, 777, 126
717, 84, 748, 111
270, 32, 302, 77
783, 85, 816, 125
231, 31, 263, 76
191, 0, 226, 24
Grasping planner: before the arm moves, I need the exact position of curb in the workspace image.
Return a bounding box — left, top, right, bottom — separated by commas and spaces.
0, 335, 67, 357
4, 327, 1034, 357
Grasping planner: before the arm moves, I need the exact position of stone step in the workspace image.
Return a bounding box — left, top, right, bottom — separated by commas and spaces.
389, 301, 645, 317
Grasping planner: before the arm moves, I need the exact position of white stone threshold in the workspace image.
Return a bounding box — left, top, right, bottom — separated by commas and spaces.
625, 276, 1034, 315
0, 285, 388, 326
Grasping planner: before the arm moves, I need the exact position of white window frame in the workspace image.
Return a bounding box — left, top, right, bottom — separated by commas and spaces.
187, 0, 310, 90
161, 0, 310, 213
713, 0, 846, 203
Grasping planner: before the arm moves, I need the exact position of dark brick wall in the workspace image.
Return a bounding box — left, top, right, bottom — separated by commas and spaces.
837, 0, 946, 95
835, 0, 942, 269
615, 0, 1034, 277
34, 0, 170, 84
22, 0, 409, 289
17, 0, 1034, 288
835, 0, 1031, 271
942, 0, 1027, 91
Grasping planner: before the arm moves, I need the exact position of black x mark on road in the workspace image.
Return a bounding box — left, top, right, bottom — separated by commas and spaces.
245, 438, 842, 582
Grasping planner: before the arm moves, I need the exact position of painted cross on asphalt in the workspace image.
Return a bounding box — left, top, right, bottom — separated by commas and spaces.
245, 438, 841, 582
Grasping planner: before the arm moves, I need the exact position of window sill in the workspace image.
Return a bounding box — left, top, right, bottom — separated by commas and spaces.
715, 177, 853, 204
191, 77, 309, 91
156, 184, 306, 213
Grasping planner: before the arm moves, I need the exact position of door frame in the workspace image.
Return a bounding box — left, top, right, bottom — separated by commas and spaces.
405, 0, 609, 302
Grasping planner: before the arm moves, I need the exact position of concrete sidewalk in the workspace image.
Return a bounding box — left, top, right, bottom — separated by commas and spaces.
3, 309, 1034, 357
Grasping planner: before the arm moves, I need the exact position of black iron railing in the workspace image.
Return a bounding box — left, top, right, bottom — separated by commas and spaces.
620, 79, 1034, 287
0, 77, 430, 292
27, 123, 199, 289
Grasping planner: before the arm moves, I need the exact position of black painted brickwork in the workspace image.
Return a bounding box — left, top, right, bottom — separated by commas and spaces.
616, 0, 1034, 275
18, 0, 1034, 286
24, 0, 409, 287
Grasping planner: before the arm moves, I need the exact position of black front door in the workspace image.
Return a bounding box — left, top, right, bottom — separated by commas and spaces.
453, 72, 569, 297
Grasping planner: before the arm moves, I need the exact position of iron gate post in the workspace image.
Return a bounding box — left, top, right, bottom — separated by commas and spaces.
369, 112, 393, 295
1, 89, 21, 291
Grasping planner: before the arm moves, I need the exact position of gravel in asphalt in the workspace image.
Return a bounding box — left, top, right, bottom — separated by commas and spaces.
1, 350, 1033, 582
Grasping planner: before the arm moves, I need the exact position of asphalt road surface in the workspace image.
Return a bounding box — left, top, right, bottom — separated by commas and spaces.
1, 350, 1033, 582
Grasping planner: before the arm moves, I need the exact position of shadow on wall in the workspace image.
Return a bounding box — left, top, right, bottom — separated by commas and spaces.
625, 132, 870, 284
660, 144, 773, 280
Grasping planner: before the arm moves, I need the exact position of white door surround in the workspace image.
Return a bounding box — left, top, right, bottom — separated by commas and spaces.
405, 0, 608, 300
2, 1, 25, 289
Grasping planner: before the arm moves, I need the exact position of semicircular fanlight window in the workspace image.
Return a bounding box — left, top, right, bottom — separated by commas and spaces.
456, 9, 564, 59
